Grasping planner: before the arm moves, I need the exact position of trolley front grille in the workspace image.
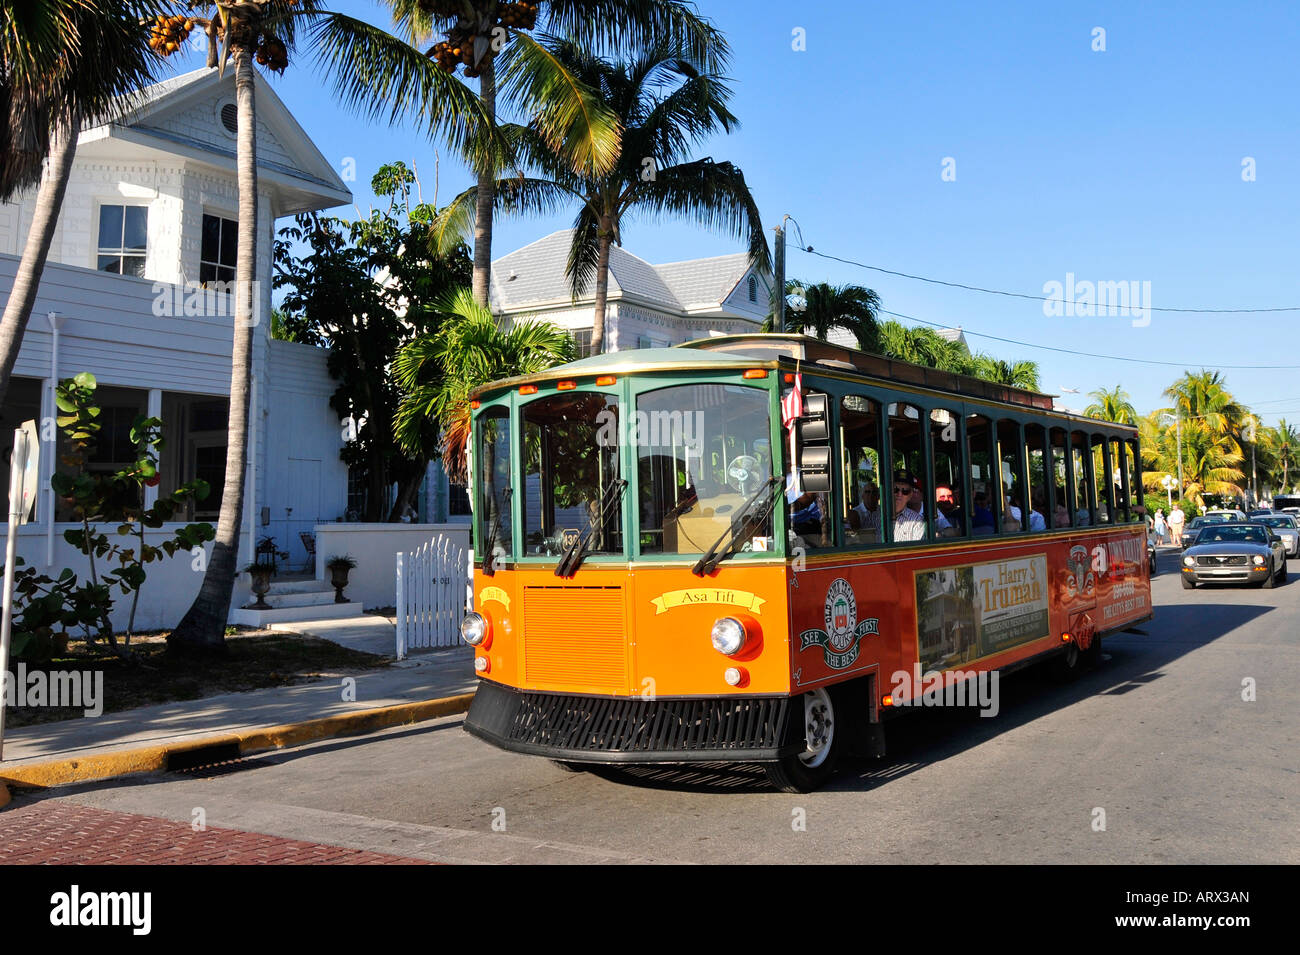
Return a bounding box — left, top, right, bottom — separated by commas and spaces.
508, 693, 791, 753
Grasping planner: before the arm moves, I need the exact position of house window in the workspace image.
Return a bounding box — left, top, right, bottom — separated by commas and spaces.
748, 275, 757, 302
571, 328, 594, 359
97, 204, 147, 277
200, 213, 237, 283
54, 385, 150, 521
153, 393, 229, 522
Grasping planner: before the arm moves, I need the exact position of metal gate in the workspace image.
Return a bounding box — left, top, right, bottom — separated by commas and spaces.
395, 535, 469, 658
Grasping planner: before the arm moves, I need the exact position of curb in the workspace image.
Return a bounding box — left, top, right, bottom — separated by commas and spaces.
0, 692, 475, 793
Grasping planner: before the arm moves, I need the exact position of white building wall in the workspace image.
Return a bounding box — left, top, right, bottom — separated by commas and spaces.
262, 339, 349, 569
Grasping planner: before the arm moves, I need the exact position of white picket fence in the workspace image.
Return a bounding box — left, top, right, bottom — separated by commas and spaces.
395, 536, 469, 659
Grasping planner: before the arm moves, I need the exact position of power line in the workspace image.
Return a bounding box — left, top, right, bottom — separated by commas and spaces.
795, 245, 1300, 315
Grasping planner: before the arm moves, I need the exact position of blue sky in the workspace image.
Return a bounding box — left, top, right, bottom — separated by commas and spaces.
181, 0, 1300, 424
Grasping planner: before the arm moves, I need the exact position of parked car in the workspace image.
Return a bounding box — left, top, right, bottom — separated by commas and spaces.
1247, 509, 1275, 520
1253, 514, 1300, 557
1180, 522, 1287, 589
1148, 534, 1158, 576
1204, 508, 1247, 522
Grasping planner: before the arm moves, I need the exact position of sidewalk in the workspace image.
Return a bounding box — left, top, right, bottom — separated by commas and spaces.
0, 624, 477, 794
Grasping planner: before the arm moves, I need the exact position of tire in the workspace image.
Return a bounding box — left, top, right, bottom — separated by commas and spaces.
1262, 563, 1276, 588
766, 686, 840, 793
1049, 639, 1082, 681
1280, 561, 1288, 583
1182, 574, 1196, 589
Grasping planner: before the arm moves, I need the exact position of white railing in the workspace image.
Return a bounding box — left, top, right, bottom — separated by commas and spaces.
395, 535, 469, 659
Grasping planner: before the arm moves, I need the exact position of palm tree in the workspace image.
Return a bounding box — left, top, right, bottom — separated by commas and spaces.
1083, 385, 1137, 424
781, 282, 882, 352
163, 0, 494, 653
1273, 418, 1298, 492
0, 0, 162, 410
970, 354, 1041, 391
388, 0, 727, 306
437, 36, 768, 353
393, 287, 575, 480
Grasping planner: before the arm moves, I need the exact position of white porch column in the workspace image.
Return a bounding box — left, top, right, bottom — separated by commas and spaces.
144, 388, 162, 509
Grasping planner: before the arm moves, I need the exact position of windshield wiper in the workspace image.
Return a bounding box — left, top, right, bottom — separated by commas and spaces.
555, 478, 628, 578
692, 476, 782, 577
483, 487, 511, 577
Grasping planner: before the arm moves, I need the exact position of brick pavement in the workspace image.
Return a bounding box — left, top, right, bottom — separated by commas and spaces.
0, 801, 433, 865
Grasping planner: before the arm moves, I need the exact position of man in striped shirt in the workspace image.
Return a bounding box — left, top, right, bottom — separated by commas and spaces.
892, 471, 926, 542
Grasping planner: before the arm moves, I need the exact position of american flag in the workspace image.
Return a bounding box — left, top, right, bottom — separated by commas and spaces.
781, 372, 803, 494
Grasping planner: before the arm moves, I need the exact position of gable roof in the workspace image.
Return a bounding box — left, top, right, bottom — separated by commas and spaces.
490, 229, 764, 316
80, 67, 350, 214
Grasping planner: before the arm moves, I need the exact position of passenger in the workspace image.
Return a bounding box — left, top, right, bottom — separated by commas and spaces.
1029, 488, 1047, 532
935, 484, 964, 536
786, 472, 823, 539
1054, 486, 1071, 527
851, 482, 882, 532
972, 490, 995, 535
892, 470, 926, 542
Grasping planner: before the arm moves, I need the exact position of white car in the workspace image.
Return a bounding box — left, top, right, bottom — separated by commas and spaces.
1204, 509, 1247, 522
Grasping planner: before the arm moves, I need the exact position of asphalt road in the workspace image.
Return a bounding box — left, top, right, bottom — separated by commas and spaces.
14, 548, 1299, 864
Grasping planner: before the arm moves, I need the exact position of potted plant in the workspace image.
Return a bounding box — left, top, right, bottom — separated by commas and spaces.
326, 554, 357, 603
243, 557, 278, 610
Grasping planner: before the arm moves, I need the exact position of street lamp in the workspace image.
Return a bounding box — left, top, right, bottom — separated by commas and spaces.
1159, 412, 1183, 499
1161, 474, 1176, 507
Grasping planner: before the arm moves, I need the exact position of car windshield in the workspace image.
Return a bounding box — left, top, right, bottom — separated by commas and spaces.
1199, 526, 1268, 544
1258, 516, 1297, 528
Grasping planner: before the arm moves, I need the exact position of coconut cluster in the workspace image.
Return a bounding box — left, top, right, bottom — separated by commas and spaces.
148, 14, 193, 54
424, 3, 539, 77
254, 33, 289, 71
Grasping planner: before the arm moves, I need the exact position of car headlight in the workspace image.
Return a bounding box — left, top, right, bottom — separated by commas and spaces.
1252, 555, 1265, 566
1183, 556, 1194, 566
710, 617, 746, 656
461, 611, 489, 646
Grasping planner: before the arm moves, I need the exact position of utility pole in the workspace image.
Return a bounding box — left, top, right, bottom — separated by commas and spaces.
773, 215, 789, 333
1161, 412, 1184, 499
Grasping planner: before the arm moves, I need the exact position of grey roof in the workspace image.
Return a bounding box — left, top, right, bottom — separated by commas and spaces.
490, 230, 757, 314
655, 253, 752, 307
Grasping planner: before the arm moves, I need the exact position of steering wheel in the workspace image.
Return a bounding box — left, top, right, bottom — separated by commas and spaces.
727, 455, 760, 495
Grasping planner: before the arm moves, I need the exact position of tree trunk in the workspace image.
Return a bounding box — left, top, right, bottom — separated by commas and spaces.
590, 217, 614, 354
386, 461, 427, 522
168, 48, 258, 654
0, 124, 77, 410
471, 57, 497, 307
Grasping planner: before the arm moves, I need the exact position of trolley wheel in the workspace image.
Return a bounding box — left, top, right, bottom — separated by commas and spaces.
1049, 639, 1081, 681
1181, 574, 1196, 589
766, 686, 840, 793
550, 760, 587, 774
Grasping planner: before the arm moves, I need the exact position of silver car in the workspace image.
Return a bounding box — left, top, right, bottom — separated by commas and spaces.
1181, 523, 1287, 589
1255, 515, 1300, 557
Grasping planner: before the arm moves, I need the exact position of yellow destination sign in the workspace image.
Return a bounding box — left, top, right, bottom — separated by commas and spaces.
650, 589, 765, 615
479, 586, 511, 611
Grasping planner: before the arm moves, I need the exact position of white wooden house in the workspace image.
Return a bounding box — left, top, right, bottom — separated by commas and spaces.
0, 67, 351, 629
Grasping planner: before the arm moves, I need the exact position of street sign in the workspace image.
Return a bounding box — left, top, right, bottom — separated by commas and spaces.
15, 419, 38, 524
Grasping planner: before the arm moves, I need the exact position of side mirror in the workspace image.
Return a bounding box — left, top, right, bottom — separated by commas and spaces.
799, 446, 832, 493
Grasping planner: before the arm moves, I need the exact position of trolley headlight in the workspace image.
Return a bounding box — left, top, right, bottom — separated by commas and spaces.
710, 617, 746, 656
1252, 555, 1265, 566
461, 612, 489, 646
1182, 556, 1195, 566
